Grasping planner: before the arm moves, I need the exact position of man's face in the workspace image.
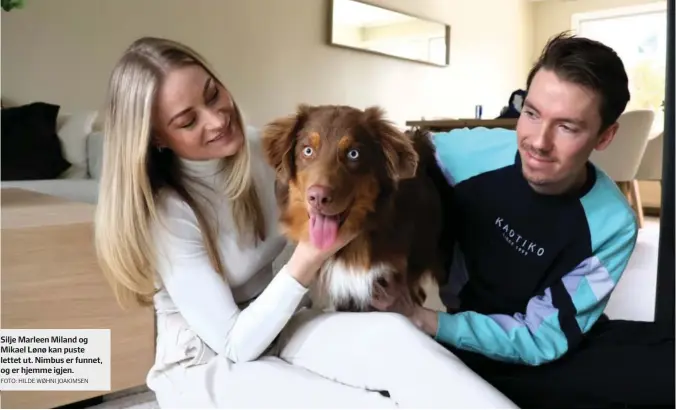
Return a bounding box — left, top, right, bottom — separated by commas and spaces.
516, 69, 618, 194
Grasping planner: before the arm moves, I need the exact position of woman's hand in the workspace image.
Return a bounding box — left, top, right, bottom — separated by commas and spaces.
287, 231, 359, 288
371, 278, 439, 337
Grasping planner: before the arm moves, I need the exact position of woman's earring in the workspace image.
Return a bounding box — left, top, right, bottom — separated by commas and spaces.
152, 134, 165, 153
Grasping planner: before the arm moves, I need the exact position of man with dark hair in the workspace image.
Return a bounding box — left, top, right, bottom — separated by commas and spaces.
372, 32, 674, 408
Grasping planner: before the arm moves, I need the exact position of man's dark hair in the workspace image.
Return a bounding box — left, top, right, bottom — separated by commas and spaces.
526, 31, 630, 133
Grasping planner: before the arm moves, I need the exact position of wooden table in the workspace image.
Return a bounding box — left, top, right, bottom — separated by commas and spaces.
1, 188, 155, 409
406, 118, 518, 132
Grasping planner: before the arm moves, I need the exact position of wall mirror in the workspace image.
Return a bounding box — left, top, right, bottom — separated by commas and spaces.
328, 0, 450, 67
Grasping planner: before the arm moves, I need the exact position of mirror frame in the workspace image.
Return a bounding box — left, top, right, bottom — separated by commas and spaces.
327, 0, 451, 67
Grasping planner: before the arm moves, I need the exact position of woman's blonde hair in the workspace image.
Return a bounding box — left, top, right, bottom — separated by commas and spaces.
95, 37, 266, 309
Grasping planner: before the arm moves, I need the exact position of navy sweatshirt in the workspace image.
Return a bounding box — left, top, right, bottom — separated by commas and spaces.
431, 127, 638, 366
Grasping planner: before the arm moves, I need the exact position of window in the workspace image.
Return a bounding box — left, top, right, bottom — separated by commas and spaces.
572, 2, 667, 115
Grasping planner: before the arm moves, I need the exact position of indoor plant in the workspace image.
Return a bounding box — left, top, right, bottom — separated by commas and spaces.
2, 0, 24, 11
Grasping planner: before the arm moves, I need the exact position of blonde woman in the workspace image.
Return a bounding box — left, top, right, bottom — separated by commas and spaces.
94, 36, 515, 409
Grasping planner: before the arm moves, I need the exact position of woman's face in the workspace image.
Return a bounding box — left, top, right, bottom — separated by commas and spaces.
152, 64, 244, 161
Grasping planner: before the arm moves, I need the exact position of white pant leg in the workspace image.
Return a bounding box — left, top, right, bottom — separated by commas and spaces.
277, 309, 518, 409
148, 354, 397, 409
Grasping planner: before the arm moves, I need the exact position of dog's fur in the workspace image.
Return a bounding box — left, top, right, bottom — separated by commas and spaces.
262, 104, 453, 311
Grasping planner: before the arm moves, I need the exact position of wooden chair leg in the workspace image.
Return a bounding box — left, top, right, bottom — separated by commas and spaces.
617, 181, 633, 205
630, 179, 645, 229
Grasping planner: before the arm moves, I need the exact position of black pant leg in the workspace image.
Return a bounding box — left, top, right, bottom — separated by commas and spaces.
447, 319, 675, 409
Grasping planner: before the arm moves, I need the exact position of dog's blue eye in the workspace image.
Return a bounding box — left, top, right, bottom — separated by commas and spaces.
347, 149, 359, 160
303, 147, 314, 156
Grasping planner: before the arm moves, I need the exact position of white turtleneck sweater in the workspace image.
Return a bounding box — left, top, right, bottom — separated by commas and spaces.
150, 129, 308, 365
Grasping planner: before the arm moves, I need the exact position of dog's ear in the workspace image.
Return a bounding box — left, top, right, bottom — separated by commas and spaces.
262, 104, 311, 180
363, 106, 418, 180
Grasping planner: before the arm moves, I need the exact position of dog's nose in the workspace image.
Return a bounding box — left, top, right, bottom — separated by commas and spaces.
307, 185, 333, 209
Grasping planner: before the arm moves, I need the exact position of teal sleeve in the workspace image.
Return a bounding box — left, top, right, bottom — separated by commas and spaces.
432, 127, 518, 186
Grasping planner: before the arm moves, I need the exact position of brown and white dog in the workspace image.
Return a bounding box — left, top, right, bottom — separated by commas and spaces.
262, 104, 453, 312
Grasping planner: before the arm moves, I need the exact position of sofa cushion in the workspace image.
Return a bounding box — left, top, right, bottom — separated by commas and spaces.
57, 110, 99, 179
86, 131, 104, 180
1, 102, 71, 181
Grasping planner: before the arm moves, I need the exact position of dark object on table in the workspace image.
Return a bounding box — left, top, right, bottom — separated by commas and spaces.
497, 89, 527, 119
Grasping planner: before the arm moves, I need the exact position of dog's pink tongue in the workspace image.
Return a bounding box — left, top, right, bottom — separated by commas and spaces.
310, 214, 339, 250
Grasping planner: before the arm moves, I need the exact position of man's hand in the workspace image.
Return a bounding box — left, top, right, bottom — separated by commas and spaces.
371, 278, 439, 337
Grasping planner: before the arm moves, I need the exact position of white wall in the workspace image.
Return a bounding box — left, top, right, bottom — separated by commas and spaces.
1, 0, 534, 127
